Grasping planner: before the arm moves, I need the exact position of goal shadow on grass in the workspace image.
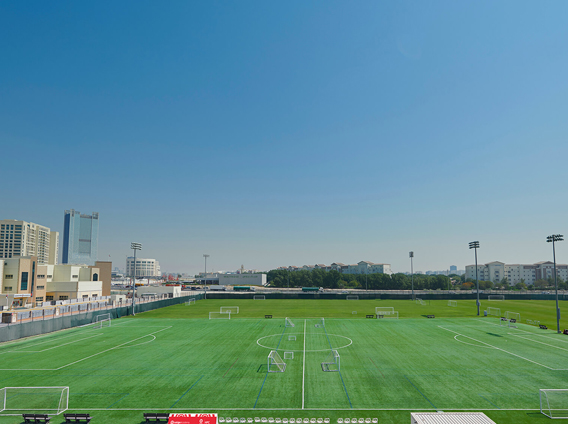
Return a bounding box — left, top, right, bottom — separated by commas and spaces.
257, 364, 268, 373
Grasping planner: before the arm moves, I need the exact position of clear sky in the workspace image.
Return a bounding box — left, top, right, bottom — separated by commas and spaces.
1, 1, 568, 275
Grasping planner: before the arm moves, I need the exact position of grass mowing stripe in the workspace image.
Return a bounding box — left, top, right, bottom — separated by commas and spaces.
323, 321, 352, 409
369, 358, 385, 378
169, 376, 204, 408
254, 321, 287, 409
404, 375, 436, 409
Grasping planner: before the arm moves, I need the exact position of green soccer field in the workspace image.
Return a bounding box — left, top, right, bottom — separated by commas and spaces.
1, 298, 567, 423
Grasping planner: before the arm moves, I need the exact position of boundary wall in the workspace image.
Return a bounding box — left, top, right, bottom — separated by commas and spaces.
0, 294, 203, 343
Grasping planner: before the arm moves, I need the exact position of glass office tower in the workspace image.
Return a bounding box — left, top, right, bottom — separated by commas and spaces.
62, 209, 99, 265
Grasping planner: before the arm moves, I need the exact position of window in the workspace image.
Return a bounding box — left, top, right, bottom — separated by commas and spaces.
47, 275, 52, 278
36, 297, 43, 302
21, 272, 28, 290
5, 274, 13, 279
3, 286, 12, 291
37, 275, 45, 278
72, 275, 78, 278
36, 285, 45, 290
59, 295, 68, 300
46, 296, 53, 301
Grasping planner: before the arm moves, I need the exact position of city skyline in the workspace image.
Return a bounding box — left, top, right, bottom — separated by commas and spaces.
1, 1, 568, 276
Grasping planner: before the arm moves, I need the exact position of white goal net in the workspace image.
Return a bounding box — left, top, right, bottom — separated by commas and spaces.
93, 313, 111, 328
268, 350, 286, 372
314, 318, 325, 328
376, 311, 398, 319
448, 300, 457, 307
285, 317, 295, 328
376, 307, 394, 315
321, 350, 340, 372
186, 298, 196, 306
487, 307, 501, 318
209, 311, 231, 319
505, 311, 521, 322
220, 306, 239, 314
416, 298, 426, 305
488, 295, 505, 301
254, 295, 265, 300
541, 389, 568, 419
0, 386, 69, 416
346, 295, 359, 300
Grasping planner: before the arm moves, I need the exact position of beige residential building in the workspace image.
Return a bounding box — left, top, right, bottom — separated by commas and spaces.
0, 220, 59, 265
126, 257, 161, 277
1, 257, 104, 308
465, 261, 568, 285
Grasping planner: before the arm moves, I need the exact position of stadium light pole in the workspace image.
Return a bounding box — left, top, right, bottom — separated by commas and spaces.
409, 252, 414, 299
469, 241, 480, 316
547, 234, 563, 334
130, 242, 142, 316
203, 254, 210, 285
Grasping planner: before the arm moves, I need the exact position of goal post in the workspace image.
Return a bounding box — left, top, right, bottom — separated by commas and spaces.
267, 350, 286, 372
285, 317, 295, 328
186, 298, 196, 306
448, 300, 457, 307
488, 295, 505, 301
487, 307, 501, 318
93, 313, 111, 329
0, 386, 69, 416
220, 306, 239, 314
321, 350, 340, 372
314, 318, 325, 328
253, 295, 265, 300
376, 311, 398, 319
375, 307, 394, 314
209, 311, 231, 320
540, 389, 568, 419
416, 298, 426, 305
346, 295, 359, 300
505, 311, 521, 322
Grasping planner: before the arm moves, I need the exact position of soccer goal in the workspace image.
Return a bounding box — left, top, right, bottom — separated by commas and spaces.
314, 318, 325, 328
209, 311, 231, 319
285, 317, 295, 328
220, 306, 239, 314
376, 307, 394, 315
448, 300, 457, 307
487, 307, 501, 318
376, 311, 398, 319
505, 311, 521, 322
416, 298, 426, 305
186, 298, 196, 306
540, 389, 568, 419
284, 352, 294, 360
254, 295, 266, 300
488, 295, 505, 301
267, 350, 286, 372
0, 386, 69, 416
346, 295, 359, 300
93, 313, 111, 328
321, 350, 340, 372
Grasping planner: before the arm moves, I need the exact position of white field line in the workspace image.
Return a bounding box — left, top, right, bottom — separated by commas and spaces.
0, 328, 95, 351
80, 408, 540, 411
114, 334, 156, 349
509, 333, 568, 353
438, 326, 556, 370
0, 326, 171, 371
302, 319, 306, 410
11, 334, 104, 353
475, 318, 568, 346
453, 335, 494, 349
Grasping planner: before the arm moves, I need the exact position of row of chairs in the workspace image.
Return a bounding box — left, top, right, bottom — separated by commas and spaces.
219, 419, 378, 424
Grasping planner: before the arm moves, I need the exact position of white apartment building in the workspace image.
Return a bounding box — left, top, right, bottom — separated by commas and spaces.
0, 220, 59, 265
281, 261, 392, 275
126, 257, 161, 277
465, 261, 568, 285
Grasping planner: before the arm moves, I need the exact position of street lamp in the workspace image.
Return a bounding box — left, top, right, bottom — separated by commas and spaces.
130, 242, 142, 316
409, 252, 414, 299
469, 241, 480, 316
547, 234, 564, 334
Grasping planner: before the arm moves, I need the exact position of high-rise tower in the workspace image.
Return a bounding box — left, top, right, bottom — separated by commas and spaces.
62, 209, 99, 265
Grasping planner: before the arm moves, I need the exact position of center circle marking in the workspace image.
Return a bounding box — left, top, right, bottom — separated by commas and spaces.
256, 333, 353, 352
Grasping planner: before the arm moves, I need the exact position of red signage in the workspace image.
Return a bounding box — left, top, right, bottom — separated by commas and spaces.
169, 413, 218, 424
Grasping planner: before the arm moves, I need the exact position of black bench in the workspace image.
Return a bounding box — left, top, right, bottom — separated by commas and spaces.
509, 319, 516, 323
64, 413, 92, 423
22, 414, 50, 423
265, 314, 272, 318
367, 314, 375, 318
501, 317, 508, 321
427, 315, 435, 318
144, 413, 170, 423
540, 324, 548, 330
563, 329, 568, 335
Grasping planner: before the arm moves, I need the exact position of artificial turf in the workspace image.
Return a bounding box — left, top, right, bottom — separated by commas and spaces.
1, 298, 567, 423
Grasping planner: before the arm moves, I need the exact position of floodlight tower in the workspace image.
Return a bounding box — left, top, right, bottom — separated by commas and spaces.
547, 234, 564, 334
130, 242, 142, 316
469, 241, 480, 316
409, 252, 414, 299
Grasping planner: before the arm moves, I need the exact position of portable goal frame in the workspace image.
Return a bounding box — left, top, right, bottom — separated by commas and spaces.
540, 389, 568, 419
93, 313, 111, 328
487, 307, 501, 318
209, 311, 231, 319
285, 317, 295, 328
253, 295, 266, 300
448, 300, 457, 307
321, 350, 340, 372
0, 386, 69, 416
186, 298, 196, 306
267, 350, 286, 372
220, 306, 239, 314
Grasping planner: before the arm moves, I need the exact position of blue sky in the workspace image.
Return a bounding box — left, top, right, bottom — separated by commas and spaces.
1, 1, 568, 275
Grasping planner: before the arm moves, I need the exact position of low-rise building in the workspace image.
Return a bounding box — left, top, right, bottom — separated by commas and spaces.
465, 261, 568, 285
126, 257, 161, 277
281, 261, 392, 275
